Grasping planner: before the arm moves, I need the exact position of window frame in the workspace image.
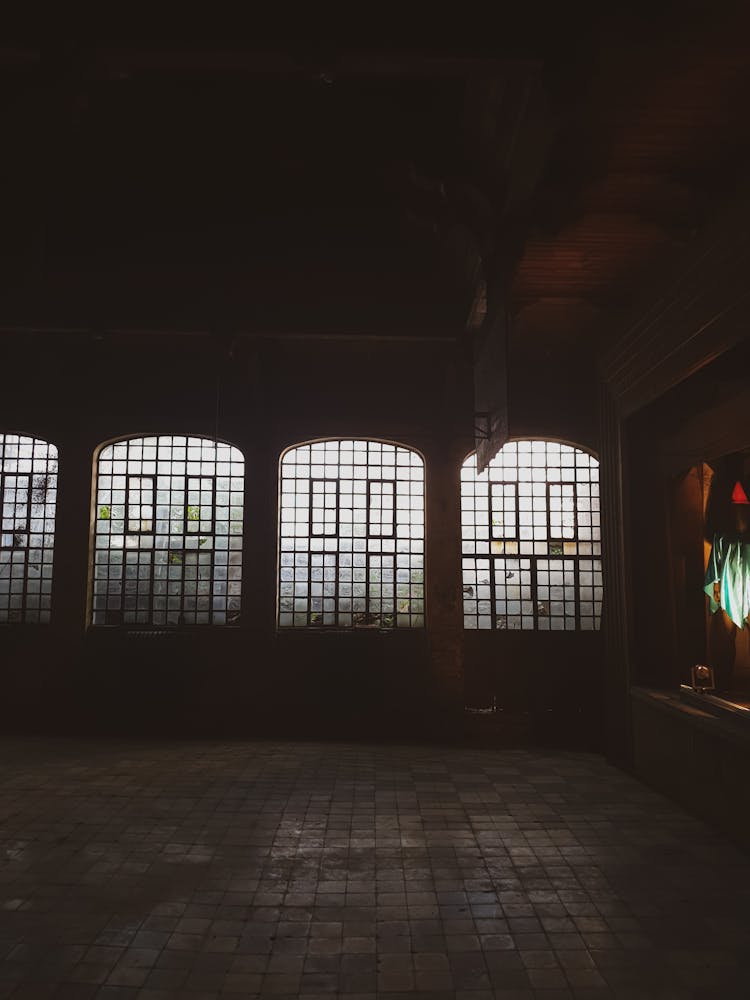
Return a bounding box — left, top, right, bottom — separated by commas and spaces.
0, 432, 58, 625
89, 432, 245, 629
277, 437, 426, 631
461, 437, 602, 632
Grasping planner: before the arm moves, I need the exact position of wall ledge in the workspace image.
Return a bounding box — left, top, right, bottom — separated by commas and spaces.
631, 685, 750, 749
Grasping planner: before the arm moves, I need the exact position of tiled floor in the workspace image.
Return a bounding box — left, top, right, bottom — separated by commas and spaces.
0, 740, 749, 999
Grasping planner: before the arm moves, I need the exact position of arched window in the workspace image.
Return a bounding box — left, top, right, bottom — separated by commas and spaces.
461, 440, 601, 630
278, 439, 424, 628
92, 435, 244, 626
0, 434, 57, 624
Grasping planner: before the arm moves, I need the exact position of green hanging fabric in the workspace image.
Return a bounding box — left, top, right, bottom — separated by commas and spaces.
704, 533, 750, 629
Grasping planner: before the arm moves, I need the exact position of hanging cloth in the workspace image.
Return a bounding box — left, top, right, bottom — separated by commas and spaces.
704, 533, 750, 629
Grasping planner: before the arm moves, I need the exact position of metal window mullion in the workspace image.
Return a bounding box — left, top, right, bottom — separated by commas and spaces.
203, 548, 212, 624
207, 475, 216, 537
367, 479, 395, 539
334, 550, 340, 627
148, 547, 157, 625
386, 550, 395, 623
488, 481, 495, 541
547, 480, 566, 545
546, 480, 558, 543
205, 475, 217, 622
126, 473, 135, 534
547, 481, 579, 544
490, 480, 502, 550
545, 482, 553, 542
159, 451, 170, 620
301, 509, 309, 627
172, 475, 185, 623
18, 474, 29, 535
120, 550, 131, 619
174, 546, 183, 622
182, 474, 191, 536
127, 473, 155, 536
207, 548, 216, 624
145, 473, 155, 534
490, 554, 498, 630
180, 476, 188, 622
185, 473, 216, 537
182, 471, 190, 543
490, 480, 516, 542
16, 545, 27, 621
365, 549, 371, 620
573, 554, 582, 630
530, 555, 539, 629
339, 471, 351, 624
310, 478, 340, 537
307, 545, 314, 626
126, 547, 133, 620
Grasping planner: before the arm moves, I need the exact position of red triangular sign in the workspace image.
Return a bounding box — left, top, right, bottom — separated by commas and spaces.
732, 480, 750, 504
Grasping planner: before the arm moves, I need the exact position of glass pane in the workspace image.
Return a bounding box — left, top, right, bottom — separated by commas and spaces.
91, 436, 243, 626
278, 441, 424, 629
461, 441, 601, 631
0, 435, 57, 624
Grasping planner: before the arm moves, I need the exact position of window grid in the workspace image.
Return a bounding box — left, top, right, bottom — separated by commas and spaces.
92, 435, 243, 626
310, 479, 339, 536
0, 435, 57, 624
490, 482, 517, 540
279, 439, 424, 628
548, 482, 577, 540
461, 440, 602, 630
186, 476, 216, 537
368, 480, 396, 538
126, 475, 155, 534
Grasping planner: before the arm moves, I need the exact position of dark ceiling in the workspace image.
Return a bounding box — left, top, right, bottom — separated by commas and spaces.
1, 8, 749, 344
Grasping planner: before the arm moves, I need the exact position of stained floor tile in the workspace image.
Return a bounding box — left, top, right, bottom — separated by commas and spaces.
0, 738, 749, 998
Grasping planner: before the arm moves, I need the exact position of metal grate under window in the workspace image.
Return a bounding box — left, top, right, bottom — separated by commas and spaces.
92, 435, 244, 626
461, 440, 602, 630
278, 439, 425, 628
0, 434, 57, 624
